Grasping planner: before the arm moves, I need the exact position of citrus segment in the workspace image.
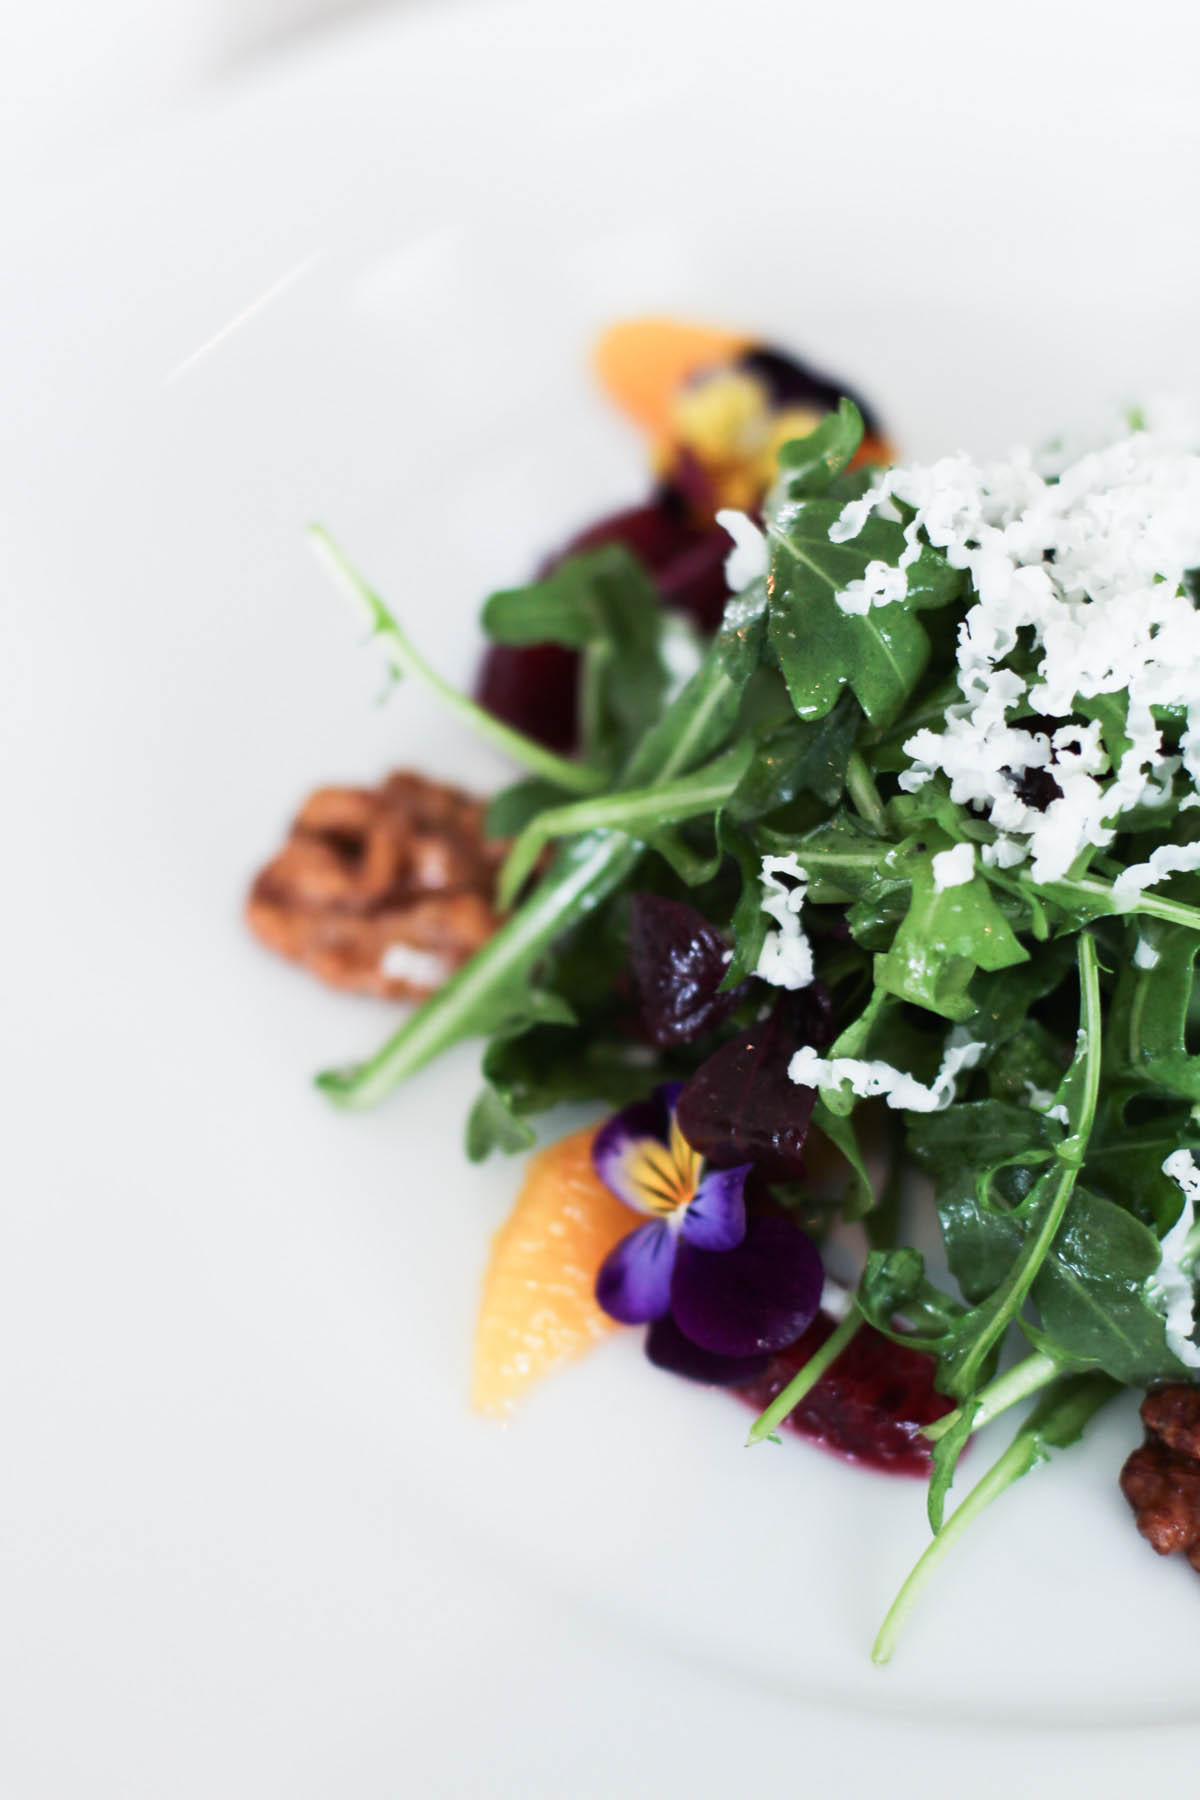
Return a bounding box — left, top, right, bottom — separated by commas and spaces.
472, 1127, 633, 1417
592, 317, 752, 439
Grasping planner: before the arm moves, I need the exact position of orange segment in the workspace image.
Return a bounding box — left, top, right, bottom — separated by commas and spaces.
472, 1126, 635, 1417
593, 317, 753, 439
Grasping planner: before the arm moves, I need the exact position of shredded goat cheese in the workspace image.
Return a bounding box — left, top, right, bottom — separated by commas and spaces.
788, 1031, 984, 1114
931, 841, 976, 891
1153, 1150, 1200, 1368
829, 427, 1200, 886
715, 507, 769, 591
755, 853, 813, 989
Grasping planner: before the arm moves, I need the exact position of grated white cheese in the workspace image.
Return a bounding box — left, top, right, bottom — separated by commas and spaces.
755, 853, 813, 990
1020, 1079, 1069, 1125
1112, 840, 1200, 906
931, 841, 976, 891
1152, 1150, 1200, 1369
1133, 936, 1161, 970
788, 1031, 984, 1115
829, 426, 1200, 886
715, 508, 769, 591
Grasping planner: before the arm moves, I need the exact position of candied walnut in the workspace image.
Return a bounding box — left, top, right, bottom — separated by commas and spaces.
1120, 1385, 1200, 1573
246, 771, 508, 1000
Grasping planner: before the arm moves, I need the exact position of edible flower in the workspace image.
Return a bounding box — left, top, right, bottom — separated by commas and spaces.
592, 1084, 824, 1371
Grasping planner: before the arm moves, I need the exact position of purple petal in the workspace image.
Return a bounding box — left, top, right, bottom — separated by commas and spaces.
595, 1221, 676, 1324
645, 1314, 768, 1387
679, 1164, 750, 1251
591, 1089, 674, 1208
669, 1215, 824, 1358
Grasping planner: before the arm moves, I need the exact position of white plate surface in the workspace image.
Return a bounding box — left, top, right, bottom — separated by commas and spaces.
7, 2, 1200, 1793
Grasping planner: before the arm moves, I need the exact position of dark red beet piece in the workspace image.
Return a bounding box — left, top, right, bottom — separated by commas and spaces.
740, 1311, 955, 1476
675, 987, 831, 1181
474, 640, 580, 752
474, 492, 734, 750
628, 893, 745, 1047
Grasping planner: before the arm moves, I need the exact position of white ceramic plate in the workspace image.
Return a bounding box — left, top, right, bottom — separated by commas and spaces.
7, 2, 1200, 1793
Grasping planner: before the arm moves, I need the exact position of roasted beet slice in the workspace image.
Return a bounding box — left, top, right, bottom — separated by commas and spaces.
675, 987, 832, 1180
474, 640, 580, 752
740, 1311, 954, 1476
474, 494, 734, 749
628, 894, 744, 1047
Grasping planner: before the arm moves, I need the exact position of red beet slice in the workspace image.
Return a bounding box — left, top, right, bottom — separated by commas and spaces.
629, 894, 745, 1047
740, 1311, 955, 1476
675, 988, 831, 1181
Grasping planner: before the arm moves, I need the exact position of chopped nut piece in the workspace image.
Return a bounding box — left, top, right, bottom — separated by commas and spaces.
1120, 1385, 1200, 1573
247, 772, 508, 1000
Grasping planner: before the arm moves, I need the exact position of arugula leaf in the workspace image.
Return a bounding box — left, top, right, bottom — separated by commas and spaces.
1104, 919, 1200, 1101
908, 1100, 1061, 1176
810, 1097, 875, 1219
926, 1399, 979, 1533
466, 1085, 538, 1159
1085, 1095, 1200, 1232
1028, 1187, 1186, 1384
766, 500, 937, 731
774, 397, 864, 497
730, 692, 861, 823
485, 776, 571, 839
873, 846, 1030, 1023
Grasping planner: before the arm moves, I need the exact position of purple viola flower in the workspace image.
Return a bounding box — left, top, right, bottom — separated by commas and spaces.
592, 1084, 824, 1368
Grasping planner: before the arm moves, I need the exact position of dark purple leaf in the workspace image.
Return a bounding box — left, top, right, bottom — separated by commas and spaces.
675, 987, 832, 1180
645, 1313, 767, 1387
629, 894, 745, 1047
670, 1215, 823, 1358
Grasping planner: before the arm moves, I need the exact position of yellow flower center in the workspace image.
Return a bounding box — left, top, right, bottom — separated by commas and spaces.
625, 1115, 705, 1217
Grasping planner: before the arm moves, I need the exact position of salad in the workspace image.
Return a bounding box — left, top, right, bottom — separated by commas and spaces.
258, 321, 1200, 1661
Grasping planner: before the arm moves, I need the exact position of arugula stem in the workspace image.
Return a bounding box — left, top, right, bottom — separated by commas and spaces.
315, 832, 641, 1107
921, 1350, 1062, 1444
943, 935, 1100, 1398
1033, 871, 1200, 933
308, 525, 605, 797
315, 633, 744, 1112
495, 740, 752, 909
746, 1308, 863, 1446
845, 749, 889, 836
871, 1373, 1118, 1665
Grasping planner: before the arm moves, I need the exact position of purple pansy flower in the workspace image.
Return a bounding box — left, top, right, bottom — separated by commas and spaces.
592, 1084, 824, 1373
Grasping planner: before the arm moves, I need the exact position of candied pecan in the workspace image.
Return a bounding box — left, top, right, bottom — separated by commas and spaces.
247, 771, 508, 1000
1120, 1385, 1200, 1573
